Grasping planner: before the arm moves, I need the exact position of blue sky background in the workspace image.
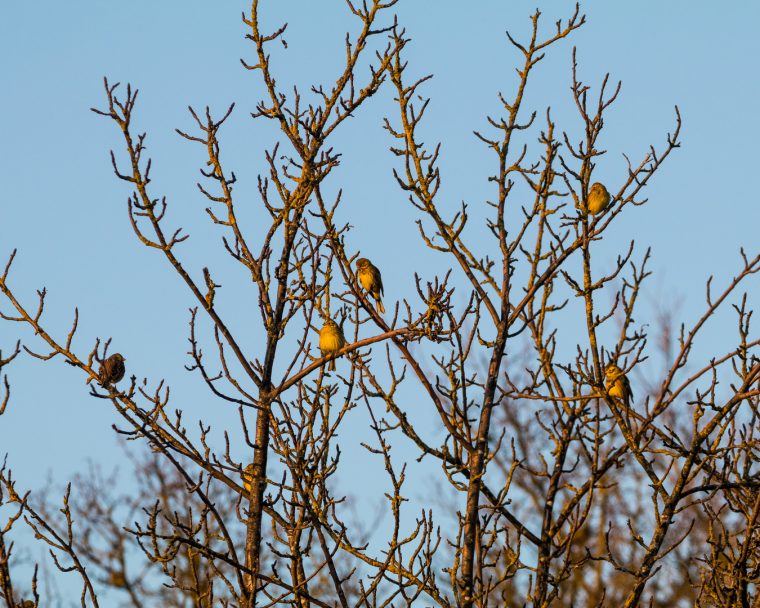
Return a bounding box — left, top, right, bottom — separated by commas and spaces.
1, 0, 759, 601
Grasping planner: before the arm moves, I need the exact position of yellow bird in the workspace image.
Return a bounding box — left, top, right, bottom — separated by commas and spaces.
604, 363, 633, 408
319, 318, 346, 371
356, 257, 385, 314
587, 182, 611, 215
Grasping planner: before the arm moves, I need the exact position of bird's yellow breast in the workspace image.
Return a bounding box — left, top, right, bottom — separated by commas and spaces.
320, 327, 344, 352
358, 267, 374, 290
607, 378, 626, 399
588, 188, 610, 215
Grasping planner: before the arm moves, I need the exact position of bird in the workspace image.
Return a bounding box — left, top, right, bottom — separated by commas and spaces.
604, 363, 633, 408
587, 182, 611, 215
319, 319, 346, 371
108, 571, 128, 588
356, 257, 385, 314
87, 353, 126, 387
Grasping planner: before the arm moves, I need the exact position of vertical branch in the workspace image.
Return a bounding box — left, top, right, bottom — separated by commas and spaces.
0, 532, 15, 608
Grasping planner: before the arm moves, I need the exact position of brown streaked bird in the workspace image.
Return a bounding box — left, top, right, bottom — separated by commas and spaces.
87, 353, 126, 387
319, 318, 346, 371
587, 182, 611, 215
356, 257, 385, 313
604, 363, 633, 408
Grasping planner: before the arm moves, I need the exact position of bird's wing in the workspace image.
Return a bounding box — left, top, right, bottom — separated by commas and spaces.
374, 265, 384, 295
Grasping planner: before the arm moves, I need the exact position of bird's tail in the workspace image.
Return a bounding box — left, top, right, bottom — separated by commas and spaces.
328, 359, 336, 372
376, 299, 385, 314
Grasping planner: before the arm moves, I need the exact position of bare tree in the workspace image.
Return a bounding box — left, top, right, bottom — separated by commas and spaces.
1, 2, 759, 607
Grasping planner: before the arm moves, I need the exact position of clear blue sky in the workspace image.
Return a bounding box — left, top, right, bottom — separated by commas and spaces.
1, 0, 759, 598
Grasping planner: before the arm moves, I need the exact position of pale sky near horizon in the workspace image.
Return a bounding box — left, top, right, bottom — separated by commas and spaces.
1, 1, 759, 600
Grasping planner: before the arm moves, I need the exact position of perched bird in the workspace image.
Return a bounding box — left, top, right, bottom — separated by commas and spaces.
604, 363, 633, 408
319, 319, 346, 371
108, 570, 128, 588
87, 353, 126, 386
356, 257, 385, 314
587, 182, 611, 215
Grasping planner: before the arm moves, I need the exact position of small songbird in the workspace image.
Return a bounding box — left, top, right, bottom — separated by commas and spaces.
87, 353, 126, 386
587, 182, 611, 215
605, 363, 633, 408
319, 319, 346, 371
356, 257, 385, 314
109, 570, 128, 588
